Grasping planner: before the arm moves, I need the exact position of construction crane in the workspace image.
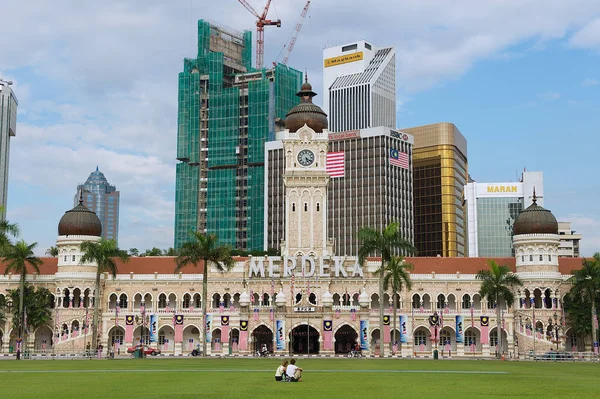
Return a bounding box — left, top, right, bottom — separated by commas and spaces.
237, 0, 281, 69
281, 1, 311, 66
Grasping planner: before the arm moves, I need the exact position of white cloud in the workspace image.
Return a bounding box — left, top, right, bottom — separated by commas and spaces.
2, 0, 600, 252
569, 17, 600, 49
538, 91, 561, 101
582, 78, 599, 86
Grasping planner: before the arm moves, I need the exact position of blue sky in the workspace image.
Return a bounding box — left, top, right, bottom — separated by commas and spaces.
1, 0, 599, 256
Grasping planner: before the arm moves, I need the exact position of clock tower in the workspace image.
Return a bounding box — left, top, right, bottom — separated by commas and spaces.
280, 78, 334, 258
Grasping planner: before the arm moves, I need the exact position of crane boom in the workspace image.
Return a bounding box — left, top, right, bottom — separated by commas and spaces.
237, 0, 281, 69
282, 0, 311, 65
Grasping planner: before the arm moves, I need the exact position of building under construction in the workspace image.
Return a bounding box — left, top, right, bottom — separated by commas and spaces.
175, 20, 302, 251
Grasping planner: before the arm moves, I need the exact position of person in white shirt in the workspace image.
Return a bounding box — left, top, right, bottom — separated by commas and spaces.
275, 360, 288, 381
286, 359, 303, 382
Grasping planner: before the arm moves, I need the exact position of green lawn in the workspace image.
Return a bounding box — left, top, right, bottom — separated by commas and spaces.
0, 358, 598, 398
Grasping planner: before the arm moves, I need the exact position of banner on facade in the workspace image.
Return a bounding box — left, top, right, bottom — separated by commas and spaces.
399, 315, 408, 343
276, 320, 286, 350
239, 320, 248, 351
149, 314, 158, 343
125, 315, 134, 343
206, 314, 213, 343
383, 315, 391, 343
456, 315, 464, 343
221, 316, 229, 345
480, 316, 489, 344
360, 319, 369, 350
323, 320, 333, 350
174, 315, 184, 342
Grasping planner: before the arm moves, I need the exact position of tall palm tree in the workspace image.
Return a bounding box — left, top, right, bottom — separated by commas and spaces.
377, 256, 413, 354
476, 259, 523, 357
358, 222, 415, 357
2, 240, 42, 359
568, 252, 600, 351
0, 220, 20, 256
175, 232, 234, 357
80, 239, 129, 351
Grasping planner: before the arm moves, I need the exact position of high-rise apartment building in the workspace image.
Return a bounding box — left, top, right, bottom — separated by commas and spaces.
0, 80, 18, 220
174, 20, 302, 250
557, 221, 582, 258
400, 123, 468, 257
75, 167, 120, 243
464, 171, 544, 257
266, 126, 414, 255
323, 40, 396, 132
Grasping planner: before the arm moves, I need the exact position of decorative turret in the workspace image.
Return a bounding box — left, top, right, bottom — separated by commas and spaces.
284, 77, 328, 133
58, 193, 102, 237
513, 189, 558, 236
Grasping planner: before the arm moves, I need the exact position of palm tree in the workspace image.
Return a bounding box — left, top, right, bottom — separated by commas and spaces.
0, 220, 20, 256
377, 256, 413, 354
80, 239, 129, 351
175, 232, 234, 357
358, 222, 415, 357
2, 240, 42, 359
476, 259, 523, 357
568, 253, 600, 351
45, 246, 59, 257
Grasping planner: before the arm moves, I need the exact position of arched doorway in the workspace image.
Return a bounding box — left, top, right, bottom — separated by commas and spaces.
252, 325, 273, 353
290, 325, 319, 354
334, 325, 357, 354
34, 326, 53, 351
183, 325, 200, 352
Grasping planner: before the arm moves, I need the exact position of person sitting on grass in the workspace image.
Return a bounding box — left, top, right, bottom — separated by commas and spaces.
286, 359, 303, 382
275, 360, 288, 381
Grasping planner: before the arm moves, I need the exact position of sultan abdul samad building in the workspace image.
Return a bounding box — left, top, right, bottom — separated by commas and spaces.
0, 81, 588, 358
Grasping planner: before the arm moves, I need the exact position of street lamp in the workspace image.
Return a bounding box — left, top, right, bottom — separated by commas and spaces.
553, 312, 560, 350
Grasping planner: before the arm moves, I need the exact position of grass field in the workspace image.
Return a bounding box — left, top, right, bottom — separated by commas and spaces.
0, 357, 598, 398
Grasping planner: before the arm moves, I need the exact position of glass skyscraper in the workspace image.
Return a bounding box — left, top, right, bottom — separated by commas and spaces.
465, 171, 544, 257
75, 167, 120, 243
0, 81, 17, 220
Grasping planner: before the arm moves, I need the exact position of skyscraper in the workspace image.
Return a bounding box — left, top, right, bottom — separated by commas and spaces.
464, 171, 544, 257
75, 167, 120, 243
323, 40, 396, 132
0, 80, 18, 220
174, 20, 302, 250
400, 123, 468, 257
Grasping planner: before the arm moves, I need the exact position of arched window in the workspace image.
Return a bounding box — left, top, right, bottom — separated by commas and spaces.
158, 294, 167, 309
262, 293, 269, 306
529, 255, 533, 262
539, 255, 543, 262
412, 294, 420, 309
465, 330, 477, 346
183, 294, 191, 308
111, 329, 124, 345
462, 294, 471, 309
309, 293, 317, 305
437, 294, 445, 309
548, 255, 551, 262
414, 329, 427, 346
119, 294, 128, 309
304, 203, 308, 212
292, 203, 296, 212
316, 203, 320, 212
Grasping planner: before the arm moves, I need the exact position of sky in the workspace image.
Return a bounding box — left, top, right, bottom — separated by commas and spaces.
1, 0, 599, 256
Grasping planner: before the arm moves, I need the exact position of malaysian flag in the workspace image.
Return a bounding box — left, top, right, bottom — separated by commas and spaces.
115, 303, 120, 326
470, 302, 474, 328
219, 301, 224, 314
23, 306, 28, 334
326, 151, 345, 178
389, 148, 409, 169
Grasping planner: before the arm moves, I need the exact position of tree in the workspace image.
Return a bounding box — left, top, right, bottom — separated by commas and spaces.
80, 239, 129, 351
163, 247, 178, 256
476, 259, 523, 357
358, 222, 415, 357
0, 220, 20, 256
2, 240, 42, 359
7, 283, 53, 334
143, 247, 163, 257
568, 253, 600, 350
377, 256, 413, 354
45, 246, 59, 257
175, 232, 234, 357
129, 248, 139, 257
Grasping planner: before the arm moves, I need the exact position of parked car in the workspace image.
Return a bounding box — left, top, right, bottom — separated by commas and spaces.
127, 344, 161, 356
533, 350, 573, 361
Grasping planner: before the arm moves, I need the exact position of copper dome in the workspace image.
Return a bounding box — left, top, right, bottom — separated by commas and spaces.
58, 197, 102, 237
513, 192, 558, 236
285, 79, 328, 133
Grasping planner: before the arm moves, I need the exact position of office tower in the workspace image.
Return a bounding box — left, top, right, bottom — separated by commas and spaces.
557, 222, 582, 258
0, 80, 17, 220
323, 40, 396, 132
75, 167, 120, 243
174, 20, 302, 250
464, 171, 544, 257
400, 123, 468, 257
266, 126, 414, 255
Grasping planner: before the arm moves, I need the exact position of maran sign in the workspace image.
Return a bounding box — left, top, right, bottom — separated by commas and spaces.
487, 185, 518, 193
248, 256, 364, 279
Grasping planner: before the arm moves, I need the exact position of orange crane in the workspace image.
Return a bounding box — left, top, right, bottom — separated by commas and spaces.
237, 0, 281, 69
281, 0, 311, 66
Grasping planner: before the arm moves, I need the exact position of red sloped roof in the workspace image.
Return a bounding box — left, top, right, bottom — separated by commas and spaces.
9, 256, 585, 277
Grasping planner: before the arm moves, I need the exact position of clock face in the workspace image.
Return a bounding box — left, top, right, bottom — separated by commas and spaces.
297, 149, 315, 166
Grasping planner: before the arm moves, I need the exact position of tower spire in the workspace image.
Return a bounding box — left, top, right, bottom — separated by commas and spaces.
532, 186, 537, 204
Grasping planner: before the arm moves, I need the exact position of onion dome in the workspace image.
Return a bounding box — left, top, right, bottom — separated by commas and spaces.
275, 288, 287, 306
513, 189, 558, 235
285, 76, 328, 133
58, 193, 102, 237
